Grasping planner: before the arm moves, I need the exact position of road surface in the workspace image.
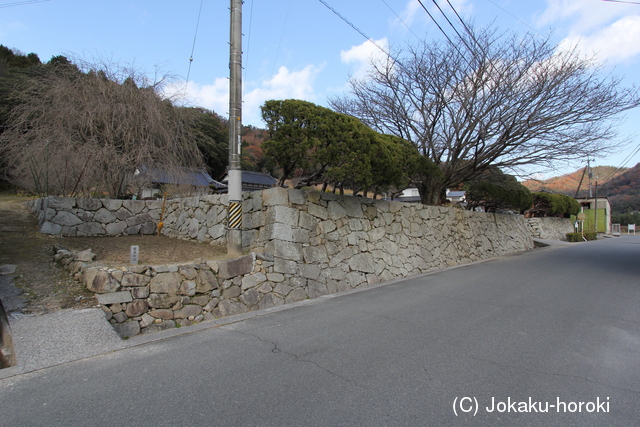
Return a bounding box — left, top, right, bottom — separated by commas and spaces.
1, 236, 639, 426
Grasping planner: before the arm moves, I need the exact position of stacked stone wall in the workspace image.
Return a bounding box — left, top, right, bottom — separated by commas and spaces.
525, 217, 574, 240
28, 197, 165, 237
37, 188, 535, 337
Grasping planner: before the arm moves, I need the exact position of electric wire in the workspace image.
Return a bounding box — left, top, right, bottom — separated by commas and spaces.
482, 0, 543, 35
0, 0, 50, 7
317, 0, 391, 58
243, 0, 255, 99
272, 0, 293, 78
601, 0, 640, 4
380, 0, 421, 41
600, 142, 640, 182
184, 0, 204, 100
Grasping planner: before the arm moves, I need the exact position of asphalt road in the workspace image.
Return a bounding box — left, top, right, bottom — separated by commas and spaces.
1, 236, 639, 426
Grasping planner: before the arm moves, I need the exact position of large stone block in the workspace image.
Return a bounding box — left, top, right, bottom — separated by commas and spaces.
121, 273, 150, 287
124, 299, 149, 317
105, 221, 127, 236
262, 187, 289, 206
303, 246, 329, 264
94, 208, 117, 223
327, 201, 347, 220
308, 203, 328, 220
173, 304, 203, 319
77, 222, 105, 235
101, 199, 123, 211
260, 223, 293, 242
40, 221, 62, 235
148, 294, 181, 309
265, 240, 303, 262
113, 321, 140, 338
266, 205, 299, 227
88, 270, 121, 294
96, 291, 132, 305
258, 294, 284, 310
274, 258, 298, 275
216, 300, 248, 317
149, 272, 182, 294
76, 198, 102, 211
240, 288, 260, 306
288, 189, 306, 205
52, 211, 83, 227
122, 200, 145, 214
217, 255, 254, 279
307, 280, 328, 298
140, 320, 176, 334
48, 197, 75, 210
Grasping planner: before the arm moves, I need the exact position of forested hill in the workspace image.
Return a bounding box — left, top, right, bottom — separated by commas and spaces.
523, 164, 640, 216
600, 163, 640, 214
522, 166, 624, 197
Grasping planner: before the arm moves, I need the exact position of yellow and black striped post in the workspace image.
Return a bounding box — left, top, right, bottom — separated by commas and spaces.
228, 201, 242, 230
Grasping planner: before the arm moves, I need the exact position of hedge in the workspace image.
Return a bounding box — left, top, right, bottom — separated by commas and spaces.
566, 232, 597, 242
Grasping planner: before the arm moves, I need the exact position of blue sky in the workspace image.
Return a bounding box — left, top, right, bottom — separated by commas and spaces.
2, 0, 640, 177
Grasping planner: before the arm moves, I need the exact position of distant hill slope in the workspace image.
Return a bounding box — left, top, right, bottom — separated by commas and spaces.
522, 166, 624, 197
522, 164, 640, 215
600, 163, 640, 214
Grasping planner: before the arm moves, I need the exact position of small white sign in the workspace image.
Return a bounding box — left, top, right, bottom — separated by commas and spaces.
130, 245, 139, 265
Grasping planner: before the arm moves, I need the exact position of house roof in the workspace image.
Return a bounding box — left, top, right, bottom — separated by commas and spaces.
137, 165, 226, 189
447, 191, 466, 198
222, 171, 278, 186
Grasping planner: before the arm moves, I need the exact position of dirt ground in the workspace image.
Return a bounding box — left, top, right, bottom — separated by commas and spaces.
0, 195, 227, 314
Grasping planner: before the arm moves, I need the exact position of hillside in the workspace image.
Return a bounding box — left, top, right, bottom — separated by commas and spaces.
523, 163, 640, 216
600, 163, 640, 214
522, 166, 624, 197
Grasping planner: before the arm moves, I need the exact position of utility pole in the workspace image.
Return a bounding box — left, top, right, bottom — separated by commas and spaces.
227, 0, 243, 256
594, 180, 598, 234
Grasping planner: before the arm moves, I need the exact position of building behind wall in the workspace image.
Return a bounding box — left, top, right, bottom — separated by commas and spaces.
574, 197, 611, 234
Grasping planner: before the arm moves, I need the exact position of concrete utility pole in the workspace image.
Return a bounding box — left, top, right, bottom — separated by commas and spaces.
227, 0, 243, 256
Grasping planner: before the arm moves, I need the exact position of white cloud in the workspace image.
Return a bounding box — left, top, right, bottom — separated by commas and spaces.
537, 0, 640, 64
559, 15, 640, 63
166, 64, 323, 126
340, 37, 390, 79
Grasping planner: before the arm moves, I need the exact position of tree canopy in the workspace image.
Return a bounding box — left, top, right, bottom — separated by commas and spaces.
261, 99, 422, 195
0, 47, 228, 198
463, 167, 532, 213
528, 192, 580, 217
331, 25, 640, 205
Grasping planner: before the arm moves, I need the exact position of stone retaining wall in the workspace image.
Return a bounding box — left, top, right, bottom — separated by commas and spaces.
525, 217, 574, 240
28, 197, 165, 237
41, 188, 535, 337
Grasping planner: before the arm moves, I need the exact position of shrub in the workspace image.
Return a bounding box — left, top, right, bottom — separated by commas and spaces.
566, 232, 597, 242
532, 193, 580, 217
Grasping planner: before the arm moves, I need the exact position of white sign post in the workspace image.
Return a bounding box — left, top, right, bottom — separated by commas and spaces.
130, 245, 139, 265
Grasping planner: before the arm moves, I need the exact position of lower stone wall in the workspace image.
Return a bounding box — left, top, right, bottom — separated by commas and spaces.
525, 217, 574, 240
45, 189, 537, 338
55, 248, 291, 338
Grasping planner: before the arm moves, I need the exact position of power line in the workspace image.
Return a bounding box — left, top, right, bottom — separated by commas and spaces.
600, 142, 640, 182
272, 0, 293, 78
482, 0, 544, 36
317, 0, 390, 58
185, 0, 204, 87
602, 0, 640, 4
0, 0, 50, 8
244, 0, 255, 98
380, 0, 421, 41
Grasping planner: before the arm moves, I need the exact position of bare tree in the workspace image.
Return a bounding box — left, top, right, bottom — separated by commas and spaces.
0, 60, 204, 198
331, 26, 640, 205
